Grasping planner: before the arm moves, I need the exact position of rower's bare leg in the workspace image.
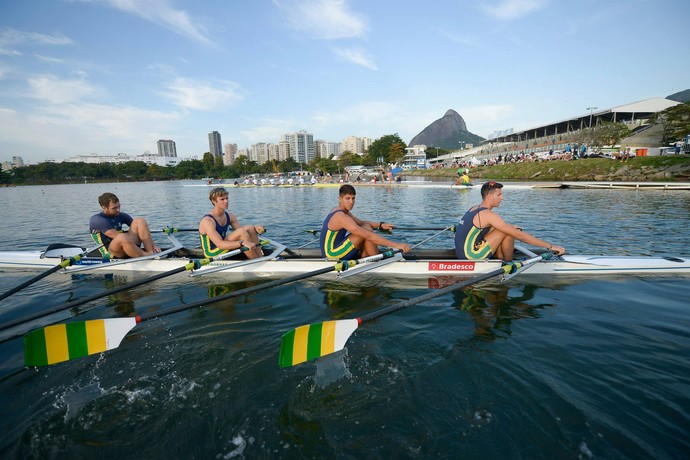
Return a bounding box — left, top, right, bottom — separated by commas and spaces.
485, 229, 515, 262
129, 218, 160, 254
108, 234, 147, 258
244, 226, 264, 258
228, 227, 262, 259
349, 223, 380, 257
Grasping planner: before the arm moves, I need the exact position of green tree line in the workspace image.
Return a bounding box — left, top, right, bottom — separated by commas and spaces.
1, 133, 414, 185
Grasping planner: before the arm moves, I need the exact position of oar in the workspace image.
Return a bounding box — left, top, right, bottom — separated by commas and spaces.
278, 252, 550, 368
0, 244, 259, 335
0, 244, 103, 303
64, 233, 185, 273
305, 226, 455, 233
23, 249, 402, 367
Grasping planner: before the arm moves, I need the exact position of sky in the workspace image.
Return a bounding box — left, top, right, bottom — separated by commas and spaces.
1, 0, 689, 164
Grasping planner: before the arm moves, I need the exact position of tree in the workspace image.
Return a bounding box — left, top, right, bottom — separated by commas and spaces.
649, 102, 690, 143
202, 152, 215, 174
336, 151, 361, 170
365, 134, 407, 165
574, 123, 630, 152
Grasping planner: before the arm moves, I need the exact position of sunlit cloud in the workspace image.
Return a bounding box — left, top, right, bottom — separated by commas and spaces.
0, 102, 184, 158
0, 28, 73, 56
73, 0, 215, 46
162, 77, 244, 111
276, 0, 368, 39
334, 47, 377, 70
242, 119, 297, 143
27, 74, 105, 104
482, 0, 549, 20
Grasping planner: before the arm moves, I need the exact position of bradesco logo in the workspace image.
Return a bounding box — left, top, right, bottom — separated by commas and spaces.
428, 261, 476, 271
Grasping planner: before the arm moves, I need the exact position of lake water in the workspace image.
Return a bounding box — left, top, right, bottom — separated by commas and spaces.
0, 180, 689, 459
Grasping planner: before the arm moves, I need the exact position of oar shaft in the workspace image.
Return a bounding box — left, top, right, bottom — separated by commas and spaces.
358, 267, 506, 324
358, 253, 547, 324
0, 264, 63, 302
0, 264, 191, 333
2, 247, 253, 333
139, 265, 337, 322
140, 250, 401, 322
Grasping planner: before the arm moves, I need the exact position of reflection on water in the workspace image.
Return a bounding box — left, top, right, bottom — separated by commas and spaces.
0, 181, 689, 459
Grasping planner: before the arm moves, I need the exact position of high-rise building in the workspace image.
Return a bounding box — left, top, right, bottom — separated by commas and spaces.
208, 131, 222, 158
316, 140, 342, 159
251, 143, 268, 164
157, 139, 177, 157
284, 130, 314, 165
224, 143, 237, 165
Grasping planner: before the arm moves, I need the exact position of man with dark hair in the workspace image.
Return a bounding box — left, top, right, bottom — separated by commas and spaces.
319, 184, 410, 260
198, 187, 265, 259
454, 181, 565, 261
89, 192, 160, 258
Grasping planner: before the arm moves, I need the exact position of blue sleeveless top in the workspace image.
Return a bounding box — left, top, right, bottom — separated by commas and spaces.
199, 212, 231, 257
320, 210, 359, 260
454, 207, 492, 259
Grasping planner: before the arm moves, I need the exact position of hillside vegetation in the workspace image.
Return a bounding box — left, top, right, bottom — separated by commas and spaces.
412, 156, 690, 182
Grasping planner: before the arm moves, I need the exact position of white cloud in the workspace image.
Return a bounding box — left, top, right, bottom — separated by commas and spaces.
482, 0, 549, 20
73, 0, 214, 46
277, 0, 368, 39
0, 102, 184, 158
162, 78, 244, 111
458, 104, 517, 136
27, 74, 104, 104
0, 28, 73, 55
334, 47, 377, 70
241, 119, 297, 144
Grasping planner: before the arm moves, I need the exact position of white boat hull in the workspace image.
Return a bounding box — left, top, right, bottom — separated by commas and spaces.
1, 248, 689, 282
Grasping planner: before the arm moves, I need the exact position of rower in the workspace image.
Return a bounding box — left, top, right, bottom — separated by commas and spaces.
320, 184, 410, 260
198, 187, 265, 259
454, 181, 565, 261
89, 192, 160, 259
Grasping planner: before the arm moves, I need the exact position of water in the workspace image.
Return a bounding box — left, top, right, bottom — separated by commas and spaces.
0, 181, 689, 459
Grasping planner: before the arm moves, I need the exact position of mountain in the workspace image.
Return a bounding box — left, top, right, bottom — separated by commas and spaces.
408, 109, 485, 150
667, 89, 690, 103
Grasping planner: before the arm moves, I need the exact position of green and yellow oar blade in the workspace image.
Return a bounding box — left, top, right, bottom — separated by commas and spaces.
278, 319, 359, 368
24, 318, 138, 367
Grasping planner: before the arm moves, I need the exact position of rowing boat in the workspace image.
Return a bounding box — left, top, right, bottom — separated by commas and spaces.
1, 245, 688, 281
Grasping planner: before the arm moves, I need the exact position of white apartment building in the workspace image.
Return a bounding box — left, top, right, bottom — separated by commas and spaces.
284, 131, 314, 164
157, 139, 177, 157
341, 136, 371, 155
224, 143, 237, 165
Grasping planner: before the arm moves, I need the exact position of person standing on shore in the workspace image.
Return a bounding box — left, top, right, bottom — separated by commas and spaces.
320, 184, 410, 260
89, 192, 160, 259
198, 187, 265, 259
454, 181, 565, 261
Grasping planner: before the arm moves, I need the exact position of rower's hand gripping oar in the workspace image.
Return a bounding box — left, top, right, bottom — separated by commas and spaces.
0, 243, 263, 336
22, 249, 402, 367
278, 252, 551, 368
0, 243, 103, 303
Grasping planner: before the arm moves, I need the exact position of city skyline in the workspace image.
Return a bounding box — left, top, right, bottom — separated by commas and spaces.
1, 0, 689, 164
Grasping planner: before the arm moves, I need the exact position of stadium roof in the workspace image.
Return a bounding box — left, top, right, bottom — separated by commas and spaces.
487, 97, 681, 144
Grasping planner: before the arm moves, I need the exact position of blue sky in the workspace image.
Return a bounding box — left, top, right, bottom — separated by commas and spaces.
1, 0, 689, 164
